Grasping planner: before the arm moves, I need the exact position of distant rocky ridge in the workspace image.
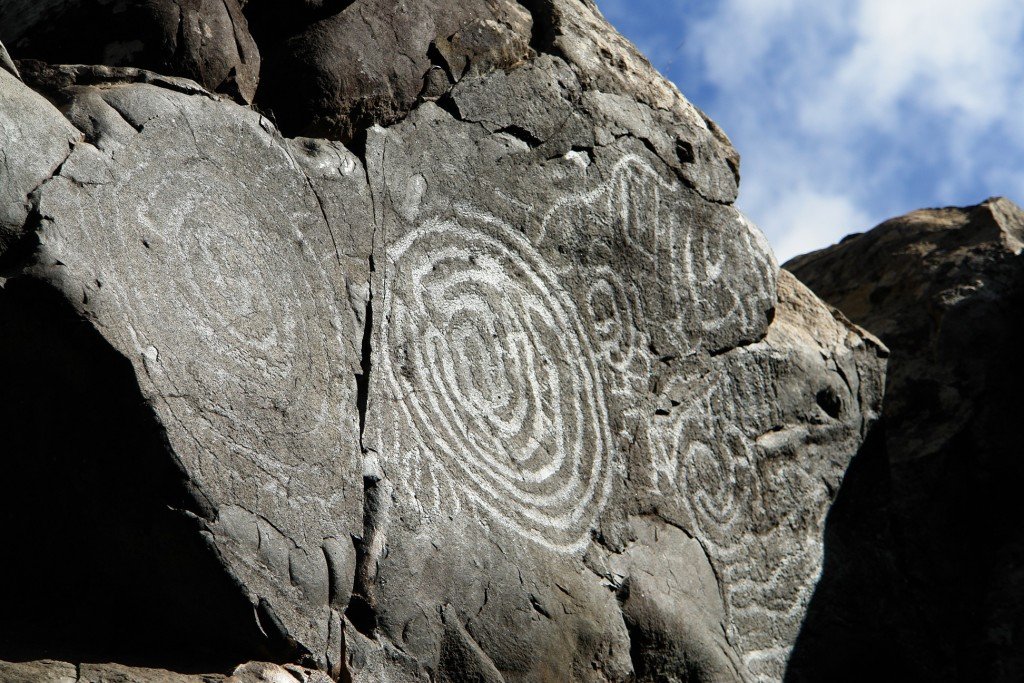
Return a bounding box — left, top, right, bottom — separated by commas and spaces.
786, 198, 1024, 682
1, 2, 885, 682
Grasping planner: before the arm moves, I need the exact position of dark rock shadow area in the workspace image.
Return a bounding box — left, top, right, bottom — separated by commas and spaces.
0, 278, 282, 672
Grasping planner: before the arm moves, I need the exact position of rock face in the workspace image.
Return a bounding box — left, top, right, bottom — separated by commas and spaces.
0, 659, 333, 682
786, 198, 1024, 682
0, 0, 260, 102
0, 1, 885, 681
247, 0, 534, 140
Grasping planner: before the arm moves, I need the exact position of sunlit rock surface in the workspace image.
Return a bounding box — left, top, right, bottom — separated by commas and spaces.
0, 3, 885, 680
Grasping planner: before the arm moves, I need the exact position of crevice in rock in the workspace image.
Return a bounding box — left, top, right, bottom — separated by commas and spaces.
528, 594, 552, 619
345, 473, 383, 640
322, 545, 343, 613
17, 60, 217, 102
100, 96, 148, 136
612, 577, 658, 683
255, 598, 310, 665
344, 592, 379, 640
305, 179, 343, 266
434, 92, 464, 122
621, 614, 644, 682
337, 620, 355, 683
355, 259, 374, 441
514, 0, 563, 58
346, 126, 371, 168
675, 139, 695, 165
426, 41, 457, 86
497, 124, 544, 148
349, 230, 384, 642
0, 277, 277, 672
708, 319, 770, 360
816, 386, 843, 420
706, 327, 769, 358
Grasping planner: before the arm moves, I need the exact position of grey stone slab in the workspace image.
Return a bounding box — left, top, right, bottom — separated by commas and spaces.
0, 3, 888, 680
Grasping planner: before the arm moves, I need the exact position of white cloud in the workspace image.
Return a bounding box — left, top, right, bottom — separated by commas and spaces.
756, 188, 871, 264
802, 0, 1024, 132
595, 0, 1024, 256
672, 0, 1024, 258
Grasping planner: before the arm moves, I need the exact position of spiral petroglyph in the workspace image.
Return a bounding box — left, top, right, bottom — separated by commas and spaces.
0, 4, 893, 677
376, 208, 615, 552
43, 132, 348, 488
649, 363, 828, 682
584, 266, 646, 389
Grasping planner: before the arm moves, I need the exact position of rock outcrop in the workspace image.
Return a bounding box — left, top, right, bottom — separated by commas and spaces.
0, 659, 333, 682
247, 0, 534, 140
0, 1, 260, 102
0, 2, 885, 681
786, 198, 1024, 682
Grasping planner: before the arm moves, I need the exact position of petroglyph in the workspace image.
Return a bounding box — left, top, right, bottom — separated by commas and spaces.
38, 102, 352, 504
585, 266, 644, 379
538, 155, 775, 385
375, 207, 615, 553
372, 153, 776, 556
648, 358, 833, 682
0, 2, 889, 678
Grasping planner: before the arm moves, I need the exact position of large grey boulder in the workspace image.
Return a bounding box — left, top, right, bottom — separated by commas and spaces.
0, 0, 260, 102
247, 0, 535, 140
0, 1, 885, 681
786, 198, 1024, 682
1, 64, 366, 671
0, 659, 334, 683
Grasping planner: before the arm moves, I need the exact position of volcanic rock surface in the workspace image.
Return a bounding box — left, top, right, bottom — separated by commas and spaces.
786, 198, 1024, 682
0, 0, 260, 102
0, 2, 885, 681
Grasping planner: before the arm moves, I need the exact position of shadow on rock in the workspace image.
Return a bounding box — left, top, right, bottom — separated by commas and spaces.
786, 198, 1024, 682
0, 279, 283, 672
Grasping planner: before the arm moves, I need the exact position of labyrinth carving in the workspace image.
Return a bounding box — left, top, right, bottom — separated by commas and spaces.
375, 208, 614, 553
46, 148, 347, 488
537, 154, 775, 388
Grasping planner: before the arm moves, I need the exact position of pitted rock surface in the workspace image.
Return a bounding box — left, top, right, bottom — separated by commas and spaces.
0, 2, 885, 681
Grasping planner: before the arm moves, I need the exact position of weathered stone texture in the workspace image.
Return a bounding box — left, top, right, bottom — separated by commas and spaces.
786, 198, 1024, 682
0, 2, 886, 682
249, 0, 534, 140
0, 0, 260, 102
0, 660, 335, 683
0, 66, 77, 260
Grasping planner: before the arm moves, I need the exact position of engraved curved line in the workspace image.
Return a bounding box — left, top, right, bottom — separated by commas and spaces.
386, 232, 590, 504
378, 208, 614, 552
536, 154, 680, 244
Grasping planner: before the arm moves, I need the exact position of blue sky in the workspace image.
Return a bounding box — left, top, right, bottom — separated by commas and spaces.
595, 0, 1024, 261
